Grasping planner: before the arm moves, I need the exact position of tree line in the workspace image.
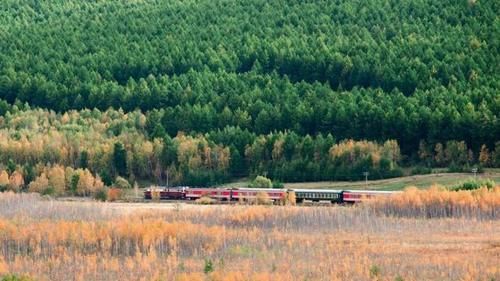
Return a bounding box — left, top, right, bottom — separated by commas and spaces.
0, 107, 498, 194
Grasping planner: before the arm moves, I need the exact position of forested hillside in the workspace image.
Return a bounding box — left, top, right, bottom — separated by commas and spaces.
0, 0, 498, 189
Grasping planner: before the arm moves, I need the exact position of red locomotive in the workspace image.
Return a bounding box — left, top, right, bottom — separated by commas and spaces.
144, 186, 188, 200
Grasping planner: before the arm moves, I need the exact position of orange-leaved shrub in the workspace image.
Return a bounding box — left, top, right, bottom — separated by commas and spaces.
107, 188, 122, 202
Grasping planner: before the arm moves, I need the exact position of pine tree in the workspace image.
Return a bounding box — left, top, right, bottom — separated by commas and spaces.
79, 151, 89, 169
113, 142, 128, 177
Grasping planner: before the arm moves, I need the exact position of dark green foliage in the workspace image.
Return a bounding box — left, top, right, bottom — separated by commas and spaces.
94, 188, 108, 202
113, 142, 127, 177
79, 151, 89, 169
99, 170, 113, 186
493, 142, 500, 167
447, 164, 466, 173
229, 146, 245, 177
272, 181, 284, 189
452, 178, 495, 191
0, 0, 496, 155
160, 136, 178, 167
41, 186, 55, 196
6, 159, 16, 174
181, 170, 229, 187
70, 174, 79, 194
204, 259, 214, 274
411, 166, 432, 176
23, 164, 36, 185
0, 99, 10, 116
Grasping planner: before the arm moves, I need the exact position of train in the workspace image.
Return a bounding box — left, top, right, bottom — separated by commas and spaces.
144, 186, 397, 204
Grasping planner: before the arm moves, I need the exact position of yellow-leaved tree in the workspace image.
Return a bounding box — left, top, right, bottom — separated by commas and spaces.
77, 169, 95, 196
0, 170, 9, 190
48, 165, 66, 195
64, 167, 75, 191
28, 173, 49, 193
94, 175, 105, 194
8, 171, 24, 192
479, 144, 490, 167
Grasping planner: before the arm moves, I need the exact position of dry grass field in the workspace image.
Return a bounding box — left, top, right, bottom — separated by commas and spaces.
0, 190, 499, 281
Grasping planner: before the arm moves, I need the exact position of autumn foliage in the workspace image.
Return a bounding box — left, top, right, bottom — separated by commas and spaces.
0, 166, 105, 197
106, 188, 122, 202
0, 109, 231, 187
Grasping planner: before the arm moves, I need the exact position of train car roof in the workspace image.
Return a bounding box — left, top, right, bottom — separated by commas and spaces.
291, 189, 343, 193
147, 185, 189, 189
235, 188, 286, 192
344, 190, 401, 194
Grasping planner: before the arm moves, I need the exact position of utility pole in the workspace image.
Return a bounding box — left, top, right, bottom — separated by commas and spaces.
471, 167, 478, 180
363, 171, 369, 188
166, 169, 169, 191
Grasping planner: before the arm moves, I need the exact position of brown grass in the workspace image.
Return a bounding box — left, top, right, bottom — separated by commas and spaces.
0, 192, 498, 281
195, 196, 217, 205
367, 185, 500, 219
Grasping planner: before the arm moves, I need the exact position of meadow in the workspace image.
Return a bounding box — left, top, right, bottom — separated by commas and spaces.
0, 188, 499, 281
222, 170, 500, 191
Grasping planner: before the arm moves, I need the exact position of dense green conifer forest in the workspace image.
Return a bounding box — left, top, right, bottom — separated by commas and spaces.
0, 0, 498, 189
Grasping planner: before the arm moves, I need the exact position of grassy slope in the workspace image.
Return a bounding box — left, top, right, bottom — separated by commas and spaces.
221, 169, 500, 191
